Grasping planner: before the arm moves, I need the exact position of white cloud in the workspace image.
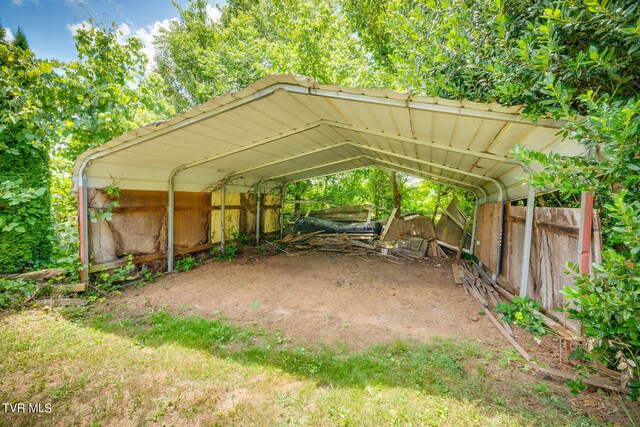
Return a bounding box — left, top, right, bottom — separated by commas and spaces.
4, 28, 14, 43
11, 0, 39, 5
66, 21, 92, 36
206, 4, 221, 22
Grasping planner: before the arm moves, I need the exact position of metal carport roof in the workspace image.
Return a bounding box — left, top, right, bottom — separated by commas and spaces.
73, 74, 583, 204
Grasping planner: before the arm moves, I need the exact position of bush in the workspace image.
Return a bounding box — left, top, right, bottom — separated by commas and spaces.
496, 297, 549, 340
562, 191, 640, 399
175, 256, 197, 272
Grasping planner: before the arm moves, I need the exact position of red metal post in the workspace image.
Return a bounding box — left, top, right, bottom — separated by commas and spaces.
78, 185, 88, 282
579, 191, 594, 275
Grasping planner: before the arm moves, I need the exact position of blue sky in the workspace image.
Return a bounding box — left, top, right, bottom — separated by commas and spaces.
0, 0, 224, 62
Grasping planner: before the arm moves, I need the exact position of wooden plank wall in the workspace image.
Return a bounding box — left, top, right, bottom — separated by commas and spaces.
502, 206, 601, 310
475, 203, 602, 314
474, 202, 503, 274
210, 192, 281, 242
89, 189, 281, 271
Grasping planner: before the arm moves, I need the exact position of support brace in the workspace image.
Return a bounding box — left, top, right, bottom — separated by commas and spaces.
256, 185, 262, 244
519, 183, 536, 298
220, 186, 226, 249
79, 173, 90, 282
470, 194, 479, 255
167, 175, 175, 272
578, 191, 594, 275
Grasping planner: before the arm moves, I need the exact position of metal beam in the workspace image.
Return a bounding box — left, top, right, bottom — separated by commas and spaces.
350, 143, 504, 200
327, 121, 520, 165
168, 121, 326, 180
220, 185, 226, 249
307, 88, 566, 128
470, 194, 479, 255
267, 156, 368, 180
519, 183, 536, 298
255, 184, 261, 244
263, 148, 492, 202
78, 173, 90, 282
167, 175, 175, 272
228, 141, 353, 177
280, 183, 286, 239
368, 157, 485, 201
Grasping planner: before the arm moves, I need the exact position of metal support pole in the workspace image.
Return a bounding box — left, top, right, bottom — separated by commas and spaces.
220, 186, 226, 249
470, 194, 479, 255
280, 183, 286, 239
578, 191, 594, 275
167, 176, 175, 272
78, 173, 90, 283
255, 185, 261, 244
519, 183, 536, 298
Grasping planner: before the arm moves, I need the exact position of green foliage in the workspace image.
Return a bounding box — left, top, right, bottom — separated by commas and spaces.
0, 41, 53, 273
174, 256, 198, 272
213, 244, 238, 261
89, 186, 121, 223
153, 0, 376, 110
496, 297, 549, 340
12, 27, 29, 50
0, 278, 37, 308
95, 254, 136, 293
561, 191, 640, 399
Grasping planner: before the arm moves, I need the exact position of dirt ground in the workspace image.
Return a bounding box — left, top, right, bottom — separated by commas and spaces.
114, 252, 502, 349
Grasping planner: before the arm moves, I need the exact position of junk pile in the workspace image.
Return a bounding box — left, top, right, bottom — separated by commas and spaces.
458, 259, 632, 395
279, 198, 471, 259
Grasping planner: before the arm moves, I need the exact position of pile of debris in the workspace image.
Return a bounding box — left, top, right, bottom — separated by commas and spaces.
279, 231, 376, 253
457, 259, 632, 395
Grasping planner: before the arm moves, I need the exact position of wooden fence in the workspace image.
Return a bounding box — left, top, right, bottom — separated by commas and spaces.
88, 189, 281, 272
474, 203, 602, 316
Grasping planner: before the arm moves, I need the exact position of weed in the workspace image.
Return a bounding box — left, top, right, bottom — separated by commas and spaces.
175, 256, 197, 272
496, 296, 549, 340
212, 245, 238, 261
0, 277, 37, 308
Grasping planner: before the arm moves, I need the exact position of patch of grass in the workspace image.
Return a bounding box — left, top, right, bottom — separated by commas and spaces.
0, 309, 607, 426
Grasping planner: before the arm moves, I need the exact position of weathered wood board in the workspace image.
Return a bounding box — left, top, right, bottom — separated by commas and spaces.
500, 206, 602, 315
434, 197, 470, 249
474, 202, 503, 274
263, 194, 281, 234
382, 215, 436, 242
89, 189, 208, 265
211, 192, 241, 243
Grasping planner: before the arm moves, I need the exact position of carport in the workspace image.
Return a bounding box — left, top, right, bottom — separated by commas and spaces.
73, 74, 593, 311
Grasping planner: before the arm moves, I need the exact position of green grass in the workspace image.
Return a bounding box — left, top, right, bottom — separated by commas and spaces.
0, 306, 606, 426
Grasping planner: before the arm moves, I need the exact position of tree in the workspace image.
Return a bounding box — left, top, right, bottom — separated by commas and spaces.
0, 20, 173, 274
12, 27, 28, 50
0, 42, 53, 272
153, 0, 376, 111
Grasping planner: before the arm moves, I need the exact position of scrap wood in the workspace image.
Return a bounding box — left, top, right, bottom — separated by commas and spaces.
4, 268, 66, 282
265, 240, 289, 254
380, 207, 399, 241
452, 264, 463, 285
485, 307, 630, 393
288, 230, 325, 243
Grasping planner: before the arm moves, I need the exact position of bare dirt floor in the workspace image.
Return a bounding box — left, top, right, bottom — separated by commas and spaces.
114, 251, 502, 349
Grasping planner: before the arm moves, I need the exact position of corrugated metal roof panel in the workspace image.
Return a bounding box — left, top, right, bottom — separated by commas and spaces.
75, 74, 582, 202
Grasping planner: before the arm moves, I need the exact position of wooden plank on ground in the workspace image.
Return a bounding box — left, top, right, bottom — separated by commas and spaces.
50, 283, 87, 293
452, 264, 463, 285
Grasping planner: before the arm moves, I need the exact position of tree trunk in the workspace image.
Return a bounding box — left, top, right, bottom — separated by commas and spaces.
390, 171, 402, 218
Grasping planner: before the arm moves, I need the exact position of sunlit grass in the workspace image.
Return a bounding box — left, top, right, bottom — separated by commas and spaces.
0, 308, 602, 426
